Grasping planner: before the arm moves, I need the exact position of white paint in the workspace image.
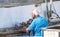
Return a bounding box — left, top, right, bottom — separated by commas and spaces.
44, 30, 59, 37
0, 5, 36, 28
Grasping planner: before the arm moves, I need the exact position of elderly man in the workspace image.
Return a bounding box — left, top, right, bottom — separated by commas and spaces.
26, 9, 48, 37
15, 9, 48, 37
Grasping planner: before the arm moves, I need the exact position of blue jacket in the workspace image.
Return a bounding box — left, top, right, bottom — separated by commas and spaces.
27, 15, 48, 36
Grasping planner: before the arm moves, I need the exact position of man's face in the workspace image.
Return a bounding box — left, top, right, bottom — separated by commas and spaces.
31, 12, 35, 19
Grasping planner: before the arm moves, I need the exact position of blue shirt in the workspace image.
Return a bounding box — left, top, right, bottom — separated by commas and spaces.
27, 16, 48, 36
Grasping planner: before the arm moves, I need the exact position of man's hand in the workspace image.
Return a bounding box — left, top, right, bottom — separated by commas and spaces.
26, 29, 29, 33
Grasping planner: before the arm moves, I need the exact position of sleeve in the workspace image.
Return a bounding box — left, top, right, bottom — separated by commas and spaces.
41, 18, 48, 28
26, 20, 36, 31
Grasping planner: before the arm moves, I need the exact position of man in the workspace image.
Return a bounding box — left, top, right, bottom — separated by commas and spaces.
15, 9, 48, 37
26, 9, 48, 37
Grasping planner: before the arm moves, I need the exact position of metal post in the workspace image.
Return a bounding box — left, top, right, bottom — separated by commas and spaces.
50, 0, 52, 16
45, 0, 50, 23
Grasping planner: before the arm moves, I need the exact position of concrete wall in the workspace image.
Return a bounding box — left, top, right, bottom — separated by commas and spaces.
0, 5, 37, 28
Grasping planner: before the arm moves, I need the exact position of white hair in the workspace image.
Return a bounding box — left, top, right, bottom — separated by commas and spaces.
32, 9, 39, 16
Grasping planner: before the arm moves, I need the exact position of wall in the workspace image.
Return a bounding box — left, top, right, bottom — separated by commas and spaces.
0, 5, 37, 28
